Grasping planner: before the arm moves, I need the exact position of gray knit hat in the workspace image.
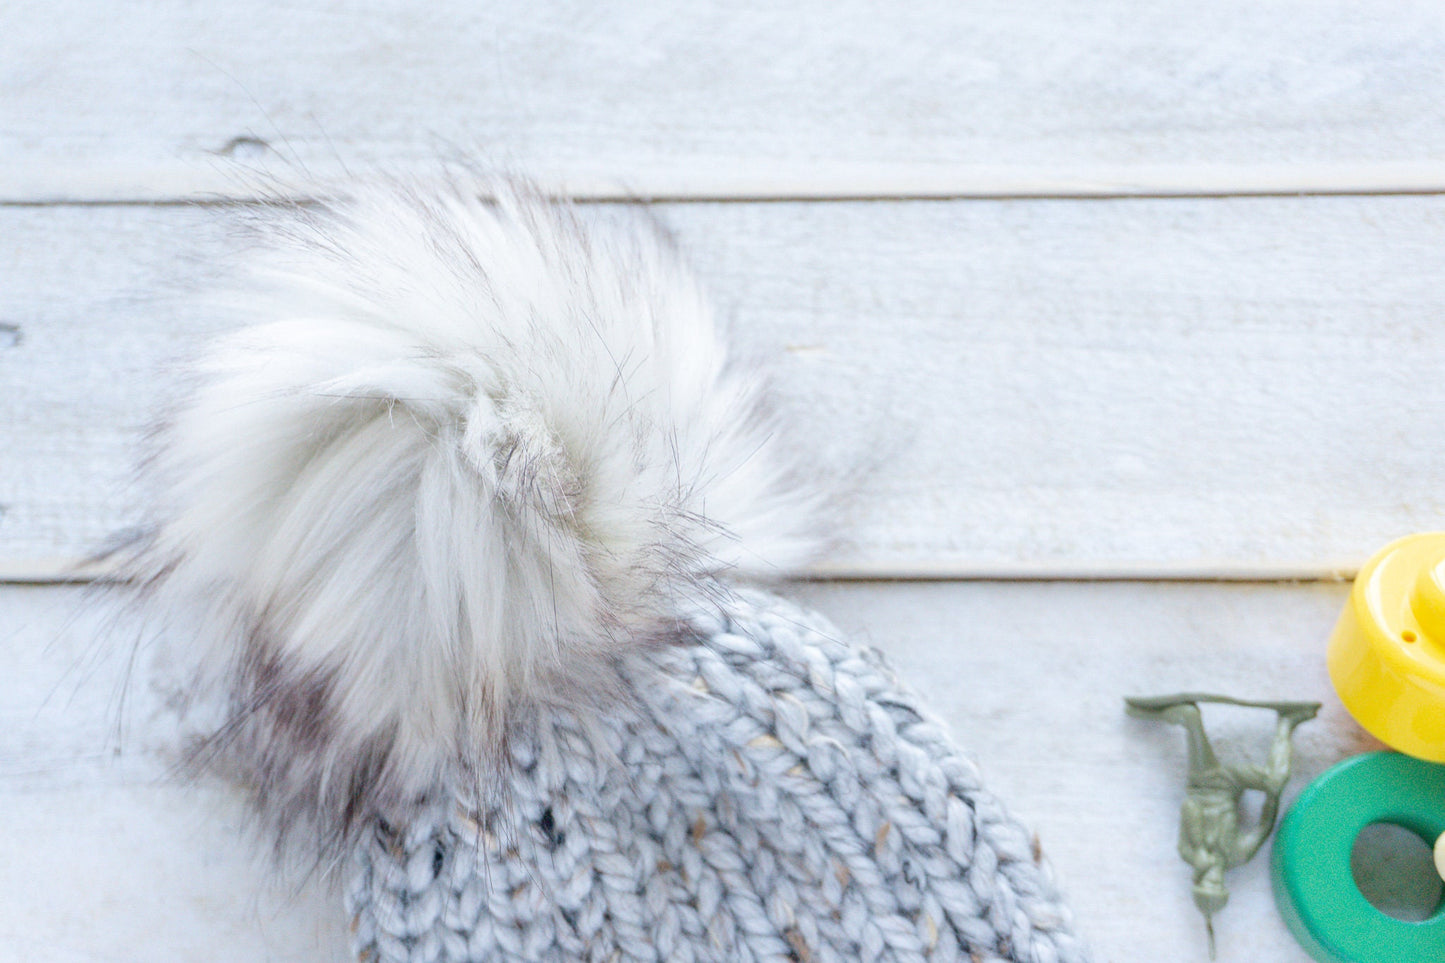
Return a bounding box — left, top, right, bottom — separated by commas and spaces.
120, 174, 1088, 963
347, 590, 1087, 963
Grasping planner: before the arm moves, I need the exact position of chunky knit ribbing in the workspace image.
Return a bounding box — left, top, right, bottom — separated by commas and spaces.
346, 591, 1089, 963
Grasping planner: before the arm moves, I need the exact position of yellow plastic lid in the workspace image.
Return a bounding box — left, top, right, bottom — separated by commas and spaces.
1329, 533, 1445, 762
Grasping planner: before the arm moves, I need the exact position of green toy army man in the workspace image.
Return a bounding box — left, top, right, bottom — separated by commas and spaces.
1126, 694, 1319, 958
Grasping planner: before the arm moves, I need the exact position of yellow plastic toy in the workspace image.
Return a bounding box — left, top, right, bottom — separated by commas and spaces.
1329, 532, 1445, 761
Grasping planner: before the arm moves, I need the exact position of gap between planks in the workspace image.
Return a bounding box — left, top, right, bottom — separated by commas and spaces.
0, 557, 1360, 586
9, 160, 1445, 205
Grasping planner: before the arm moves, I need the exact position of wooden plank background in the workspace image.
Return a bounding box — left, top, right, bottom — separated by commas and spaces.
8, 0, 1445, 200
6, 2, 1445, 961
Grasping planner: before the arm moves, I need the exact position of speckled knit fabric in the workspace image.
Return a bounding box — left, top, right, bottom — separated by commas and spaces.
346, 590, 1089, 963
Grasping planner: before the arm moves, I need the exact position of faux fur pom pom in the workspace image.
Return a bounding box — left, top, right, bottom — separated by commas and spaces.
129, 177, 826, 853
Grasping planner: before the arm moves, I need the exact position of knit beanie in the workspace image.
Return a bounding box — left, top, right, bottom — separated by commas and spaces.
121, 174, 1089, 963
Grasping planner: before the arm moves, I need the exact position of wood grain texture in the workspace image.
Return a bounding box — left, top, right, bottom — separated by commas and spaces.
0, 586, 347, 962
7, 1, 1445, 201
0, 580, 1369, 962
7, 196, 1445, 578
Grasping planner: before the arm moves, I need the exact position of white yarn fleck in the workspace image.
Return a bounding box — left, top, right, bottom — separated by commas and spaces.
346, 590, 1089, 963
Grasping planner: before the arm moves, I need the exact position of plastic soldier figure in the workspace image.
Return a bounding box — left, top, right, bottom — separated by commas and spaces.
1125, 693, 1320, 958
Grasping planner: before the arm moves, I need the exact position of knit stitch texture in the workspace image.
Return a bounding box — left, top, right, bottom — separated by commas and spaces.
347, 590, 1089, 963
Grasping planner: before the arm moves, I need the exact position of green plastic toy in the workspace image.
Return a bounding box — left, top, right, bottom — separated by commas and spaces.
1273, 751, 1445, 963
1126, 693, 1320, 958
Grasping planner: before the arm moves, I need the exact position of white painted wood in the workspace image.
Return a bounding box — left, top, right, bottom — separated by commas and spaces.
7, 196, 1445, 579
2, 580, 1370, 962
7, 1, 1445, 201
0, 586, 349, 962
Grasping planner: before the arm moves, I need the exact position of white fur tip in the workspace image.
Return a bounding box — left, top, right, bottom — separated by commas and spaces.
130, 175, 827, 850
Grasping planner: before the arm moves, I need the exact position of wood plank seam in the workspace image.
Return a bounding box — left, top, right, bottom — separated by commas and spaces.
0, 558, 1360, 586
12, 162, 1445, 206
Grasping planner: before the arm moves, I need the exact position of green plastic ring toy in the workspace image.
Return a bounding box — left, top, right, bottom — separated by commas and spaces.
1273, 752, 1445, 962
